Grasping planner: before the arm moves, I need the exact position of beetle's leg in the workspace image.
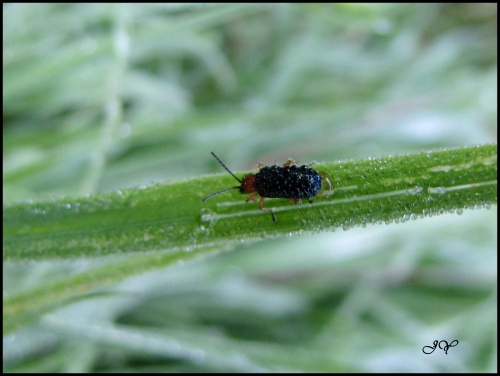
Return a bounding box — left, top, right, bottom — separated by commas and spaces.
258, 196, 266, 210
257, 163, 264, 170
246, 192, 259, 202
289, 198, 300, 205
319, 175, 333, 195
325, 176, 333, 192
259, 196, 276, 223
282, 159, 297, 168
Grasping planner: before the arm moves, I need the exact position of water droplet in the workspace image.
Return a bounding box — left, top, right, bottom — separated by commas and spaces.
406, 186, 423, 195
456, 208, 463, 215
428, 187, 447, 195
200, 208, 217, 226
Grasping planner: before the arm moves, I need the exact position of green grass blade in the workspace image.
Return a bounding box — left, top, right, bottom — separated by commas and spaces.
4, 144, 497, 261
3, 144, 496, 334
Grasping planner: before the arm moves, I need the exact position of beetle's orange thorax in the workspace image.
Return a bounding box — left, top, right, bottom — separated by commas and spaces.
240, 174, 257, 193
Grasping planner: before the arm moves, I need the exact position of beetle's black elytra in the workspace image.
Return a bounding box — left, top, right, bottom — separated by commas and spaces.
202, 152, 323, 222
256, 164, 321, 199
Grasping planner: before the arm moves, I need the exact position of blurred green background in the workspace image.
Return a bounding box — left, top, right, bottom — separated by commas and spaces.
3, 3, 497, 372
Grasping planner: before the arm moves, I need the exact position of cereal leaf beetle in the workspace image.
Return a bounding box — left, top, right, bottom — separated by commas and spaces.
202, 152, 325, 222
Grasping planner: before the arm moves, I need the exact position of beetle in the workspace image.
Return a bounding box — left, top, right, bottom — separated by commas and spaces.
202, 151, 323, 222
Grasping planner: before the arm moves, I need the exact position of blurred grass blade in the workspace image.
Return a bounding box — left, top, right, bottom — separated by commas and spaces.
3, 248, 218, 333
2, 144, 497, 334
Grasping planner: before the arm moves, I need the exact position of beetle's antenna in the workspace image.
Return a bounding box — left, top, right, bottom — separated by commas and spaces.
202, 152, 243, 202
202, 186, 240, 202
210, 151, 242, 183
